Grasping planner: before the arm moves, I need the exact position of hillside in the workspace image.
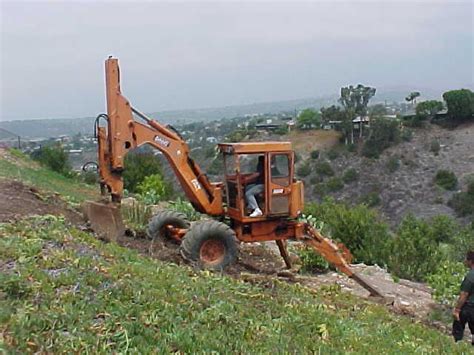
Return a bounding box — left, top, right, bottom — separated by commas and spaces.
285, 123, 474, 226
0, 149, 473, 352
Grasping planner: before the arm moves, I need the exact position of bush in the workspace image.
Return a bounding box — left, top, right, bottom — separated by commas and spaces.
81, 171, 98, 185
123, 152, 166, 192
304, 199, 392, 266
327, 149, 339, 161
429, 139, 440, 156
310, 150, 320, 160
400, 128, 413, 142
293, 245, 330, 273
427, 261, 466, 305
448, 180, 474, 216
386, 156, 400, 173
342, 168, 358, 184
136, 174, 173, 204
359, 191, 381, 207
31, 144, 71, 176
297, 162, 311, 177
207, 156, 224, 175
362, 118, 400, 158
168, 197, 202, 221
388, 215, 443, 282
314, 161, 334, 177
434, 170, 458, 190
326, 177, 344, 192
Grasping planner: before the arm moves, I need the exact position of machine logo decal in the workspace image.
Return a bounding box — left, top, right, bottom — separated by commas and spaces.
191, 179, 202, 191
272, 188, 284, 194
154, 135, 170, 147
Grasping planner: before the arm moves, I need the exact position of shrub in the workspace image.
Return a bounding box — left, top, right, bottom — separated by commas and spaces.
388, 214, 443, 282
434, 170, 458, 190
310, 150, 320, 160
359, 191, 381, 207
362, 118, 400, 158
81, 171, 98, 185
429, 215, 458, 244
304, 199, 392, 266
429, 139, 440, 156
326, 177, 344, 192
314, 161, 334, 177
123, 151, 165, 192
121, 199, 153, 235
346, 143, 356, 153
137, 174, 173, 204
313, 183, 328, 198
400, 128, 413, 142
297, 162, 311, 177
31, 144, 71, 176
342, 168, 358, 184
293, 244, 330, 273
448, 180, 474, 217
327, 149, 339, 161
386, 156, 400, 173
207, 156, 224, 175
168, 197, 202, 221
427, 261, 466, 305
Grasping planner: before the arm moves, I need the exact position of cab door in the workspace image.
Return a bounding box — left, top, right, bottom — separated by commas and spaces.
268, 153, 292, 215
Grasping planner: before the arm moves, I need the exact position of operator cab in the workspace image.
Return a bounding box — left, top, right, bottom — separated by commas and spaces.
218, 142, 304, 223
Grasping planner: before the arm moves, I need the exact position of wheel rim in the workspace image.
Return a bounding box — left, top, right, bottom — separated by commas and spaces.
199, 239, 225, 265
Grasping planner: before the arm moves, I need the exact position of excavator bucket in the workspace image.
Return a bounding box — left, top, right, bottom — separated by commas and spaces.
82, 200, 125, 242
302, 223, 384, 298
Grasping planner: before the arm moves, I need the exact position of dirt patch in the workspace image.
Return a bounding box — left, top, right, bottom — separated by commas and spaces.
0, 179, 84, 225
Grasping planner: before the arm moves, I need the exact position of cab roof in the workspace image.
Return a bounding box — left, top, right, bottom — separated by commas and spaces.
218, 141, 292, 154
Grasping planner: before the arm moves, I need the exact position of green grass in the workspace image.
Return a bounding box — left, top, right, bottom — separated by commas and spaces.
1, 216, 471, 353
0, 151, 97, 202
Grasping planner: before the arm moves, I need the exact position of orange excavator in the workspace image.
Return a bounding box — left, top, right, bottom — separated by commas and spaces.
84, 57, 383, 297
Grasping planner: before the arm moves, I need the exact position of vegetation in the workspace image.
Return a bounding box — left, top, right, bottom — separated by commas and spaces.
416, 100, 444, 121
362, 118, 400, 158
443, 89, 474, 121
296, 162, 311, 177
386, 156, 400, 173
342, 168, 358, 184
359, 191, 381, 207
2, 216, 469, 352
314, 161, 334, 177
297, 108, 321, 130
168, 197, 202, 221
0, 150, 96, 202
434, 170, 458, 191
310, 150, 320, 159
448, 180, 474, 217
136, 174, 173, 204
429, 139, 441, 156
405, 91, 420, 105
30, 144, 71, 176
326, 177, 344, 192
123, 151, 167, 193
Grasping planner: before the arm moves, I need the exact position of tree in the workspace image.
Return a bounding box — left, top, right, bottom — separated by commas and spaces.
362, 118, 400, 158
297, 109, 321, 130
123, 151, 167, 192
31, 143, 71, 176
339, 84, 376, 142
405, 92, 420, 105
442, 89, 474, 121
415, 100, 444, 121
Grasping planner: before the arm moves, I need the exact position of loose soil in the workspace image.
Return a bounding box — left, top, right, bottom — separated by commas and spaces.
0, 179, 84, 225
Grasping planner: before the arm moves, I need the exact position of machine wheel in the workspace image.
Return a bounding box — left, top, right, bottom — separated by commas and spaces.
147, 210, 190, 242
180, 220, 238, 270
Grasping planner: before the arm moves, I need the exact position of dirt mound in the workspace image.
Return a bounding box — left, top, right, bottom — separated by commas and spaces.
0, 179, 84, 225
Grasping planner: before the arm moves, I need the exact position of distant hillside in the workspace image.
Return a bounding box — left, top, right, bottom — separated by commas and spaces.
0, 88, 445, 139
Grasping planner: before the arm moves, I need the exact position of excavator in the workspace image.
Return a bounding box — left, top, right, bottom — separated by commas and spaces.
84, 57, 383, 297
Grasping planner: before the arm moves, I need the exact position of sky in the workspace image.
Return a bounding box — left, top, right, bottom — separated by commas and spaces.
1, 0, 472, 121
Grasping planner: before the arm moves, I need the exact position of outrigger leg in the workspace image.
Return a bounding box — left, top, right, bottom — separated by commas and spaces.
302, 223, 384, 298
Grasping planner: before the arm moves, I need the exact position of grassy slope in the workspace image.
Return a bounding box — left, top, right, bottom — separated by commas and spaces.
0, 149, 471, 352
0, 149, 97, 202
1, 216, 471, 353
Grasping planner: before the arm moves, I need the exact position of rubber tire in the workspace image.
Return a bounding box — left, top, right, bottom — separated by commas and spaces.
147, 210, 190, 241
180, 220, 238, 271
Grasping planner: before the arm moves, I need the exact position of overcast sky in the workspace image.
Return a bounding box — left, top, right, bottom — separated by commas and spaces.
1, 0, 472, 121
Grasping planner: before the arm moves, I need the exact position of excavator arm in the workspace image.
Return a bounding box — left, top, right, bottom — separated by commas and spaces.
96, 57, 223, 215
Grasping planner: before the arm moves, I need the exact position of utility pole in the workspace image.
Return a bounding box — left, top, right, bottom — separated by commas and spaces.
17, 136, 21, 149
